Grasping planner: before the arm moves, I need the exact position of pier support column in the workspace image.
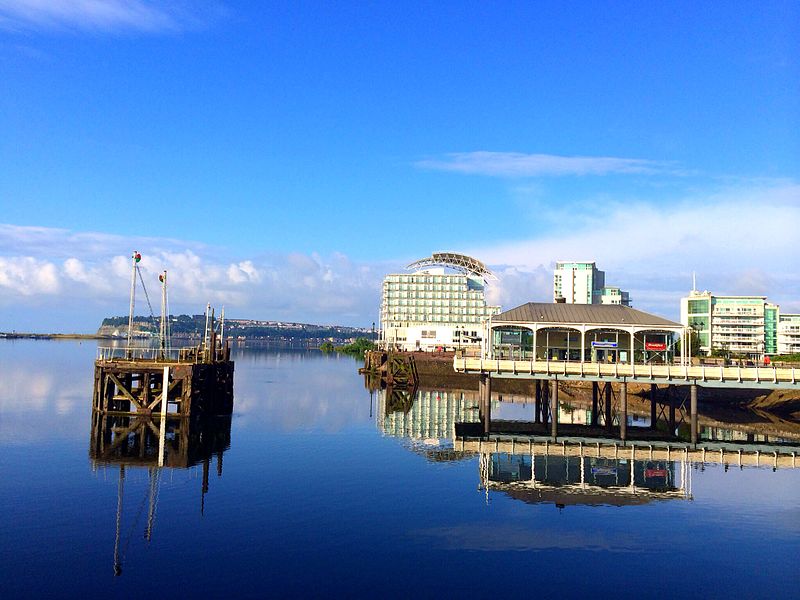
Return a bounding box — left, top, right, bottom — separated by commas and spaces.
550, 380, 558, 440
604, 382, 613, 432
690, 384, 698, 447
668, 385, 676, 434
541, 381, 549, 425
534, 380, 541, 424
480, 375, 492, 435
591, 382, 599, 427
620, 382, 628, 442
650, 384, 657, 430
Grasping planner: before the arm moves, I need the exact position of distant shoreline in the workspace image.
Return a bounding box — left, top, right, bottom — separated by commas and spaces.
0, 333, 111, 340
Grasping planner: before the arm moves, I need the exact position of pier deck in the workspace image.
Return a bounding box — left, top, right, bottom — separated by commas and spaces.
455, 357, 799, 389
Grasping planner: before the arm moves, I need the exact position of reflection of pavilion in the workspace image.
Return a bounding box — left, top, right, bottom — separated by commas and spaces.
89, 413, 231, 576
482, 450, 690, 507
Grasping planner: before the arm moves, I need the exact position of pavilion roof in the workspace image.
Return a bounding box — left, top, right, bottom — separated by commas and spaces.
493, 302, 681, 328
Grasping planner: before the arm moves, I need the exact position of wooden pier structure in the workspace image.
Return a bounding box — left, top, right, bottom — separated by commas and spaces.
92, 342, 234, 417
361, 350, 419, 388
92, 251, 235, 419
465, 358, 798, 447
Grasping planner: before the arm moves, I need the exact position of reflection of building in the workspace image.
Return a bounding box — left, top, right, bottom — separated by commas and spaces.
681, 290, 780, 358
553, 261, 630, 306
380, 252, 500, 352
778, 314, 800, 355
378, 388, 480, 442
482, 451, 689, 507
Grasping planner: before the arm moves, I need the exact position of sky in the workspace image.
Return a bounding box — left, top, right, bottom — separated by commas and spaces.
0, 1, 798, 331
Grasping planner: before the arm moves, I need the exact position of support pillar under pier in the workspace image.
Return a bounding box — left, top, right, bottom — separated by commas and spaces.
604, 382, 613, 432
668, 385, 676, 434
650, 384, 657, 430
534, 380, 541, 424
541, 381, 549, 425
591, 382, 599, 427
620, 382, 628, 442
480, 375, 492, 435
690, 384, 698, 447
550, 379, 558, 440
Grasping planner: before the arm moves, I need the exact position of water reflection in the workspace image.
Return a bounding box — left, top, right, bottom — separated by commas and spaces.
89, 413, 231, 469
483, 452, 689, 507
377, 384, 800, 508
89, 414, 232, 576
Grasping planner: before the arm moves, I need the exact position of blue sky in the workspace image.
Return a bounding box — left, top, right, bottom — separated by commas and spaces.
0, 1, 798, 331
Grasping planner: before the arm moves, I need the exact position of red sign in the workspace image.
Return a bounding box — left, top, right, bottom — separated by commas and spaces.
645, 469, 668, 478
645, 342, 667, 351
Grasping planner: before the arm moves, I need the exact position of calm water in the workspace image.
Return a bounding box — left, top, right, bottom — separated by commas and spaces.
1, 340, 799, 598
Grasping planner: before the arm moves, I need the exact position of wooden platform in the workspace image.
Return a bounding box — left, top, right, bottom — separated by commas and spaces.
92, 344, 234, 417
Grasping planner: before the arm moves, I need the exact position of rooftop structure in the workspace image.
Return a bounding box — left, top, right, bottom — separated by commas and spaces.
407, 252, 497, 282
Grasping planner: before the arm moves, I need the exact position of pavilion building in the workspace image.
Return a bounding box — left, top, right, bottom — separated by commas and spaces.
483, 302, 687, 365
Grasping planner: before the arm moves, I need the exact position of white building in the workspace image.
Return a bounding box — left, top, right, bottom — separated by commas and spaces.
680, 290, 779, 358
380, 252, 501, 352
553, 261, 630, 306
778, 314, 800, 355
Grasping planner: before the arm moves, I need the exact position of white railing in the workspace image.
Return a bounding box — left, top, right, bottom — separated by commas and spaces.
454, 357, 798, 387
96, 346, 194, 362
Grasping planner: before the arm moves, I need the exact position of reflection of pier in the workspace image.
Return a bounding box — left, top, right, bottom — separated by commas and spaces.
474, 373, 795, 447
458, 435, 800, 471
90, 413, 232, 575
464, 434, 800, 508
90, 413, 231, 469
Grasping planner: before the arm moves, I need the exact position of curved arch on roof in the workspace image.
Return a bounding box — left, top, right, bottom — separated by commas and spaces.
406, 252, 497, 280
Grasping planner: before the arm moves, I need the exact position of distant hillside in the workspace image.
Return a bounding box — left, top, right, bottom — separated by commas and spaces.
98, 315, 376, 342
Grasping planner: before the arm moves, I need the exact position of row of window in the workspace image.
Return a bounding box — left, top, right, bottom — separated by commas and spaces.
385, 275, 468, 284
384, 315, 483, 323
386, 308, 492, 317
384, 291, 488, 300
385, 299, 492, 308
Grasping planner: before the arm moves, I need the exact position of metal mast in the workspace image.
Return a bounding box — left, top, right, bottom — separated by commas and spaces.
127, 251, 140, 350
159, 271, 169, 359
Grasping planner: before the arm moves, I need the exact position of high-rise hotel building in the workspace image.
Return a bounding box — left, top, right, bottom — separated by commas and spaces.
380, 252, 501, 352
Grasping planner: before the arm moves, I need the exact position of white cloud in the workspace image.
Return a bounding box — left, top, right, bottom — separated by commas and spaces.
0, 0, 221, 33
0, 256, 60, 295
415, 151, 677, 177
472, 181, 800, 319
1, 179, 797, 331
0, 224, 395, 330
